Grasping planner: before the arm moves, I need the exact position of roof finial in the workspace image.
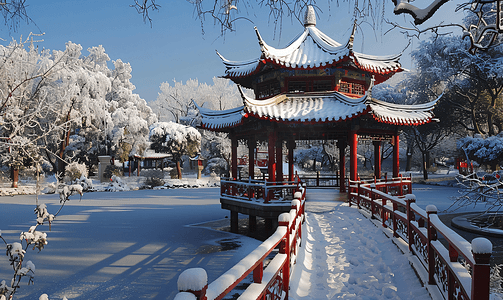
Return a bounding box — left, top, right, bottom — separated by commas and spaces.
304, 5, 316, 27
348, 20, 357, 50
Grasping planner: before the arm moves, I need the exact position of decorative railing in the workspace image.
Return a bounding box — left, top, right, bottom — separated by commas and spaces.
299, 172, 340, 187
348, 178, 492, 300
221, 177, 303, 203
173, 187, 306, 300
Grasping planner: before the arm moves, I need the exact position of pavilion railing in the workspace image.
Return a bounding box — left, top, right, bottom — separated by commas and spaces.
220, 177, 303, 203
348, 178, 492, 300
173, 188, 306, 300
298, 172, 340, 187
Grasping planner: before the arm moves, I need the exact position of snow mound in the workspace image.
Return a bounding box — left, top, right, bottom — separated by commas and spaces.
177, 268, 207, 292
472, 237, 492, 254
174, 292, 197, 300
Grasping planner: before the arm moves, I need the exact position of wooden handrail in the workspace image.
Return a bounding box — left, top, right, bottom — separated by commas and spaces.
348, 178, 492, 300
174, 187, 306, 300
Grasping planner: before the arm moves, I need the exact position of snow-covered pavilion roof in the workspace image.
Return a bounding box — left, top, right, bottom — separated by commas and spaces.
195, 86, 438, 130
217, 6, 402, 83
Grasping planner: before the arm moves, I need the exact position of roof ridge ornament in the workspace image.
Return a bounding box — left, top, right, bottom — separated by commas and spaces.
347, 20, 357, 50
304, 5, 316, 27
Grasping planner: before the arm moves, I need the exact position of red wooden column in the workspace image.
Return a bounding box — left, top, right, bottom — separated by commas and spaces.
287, 139, 295, 182
248, 136, 256, 180
337, 140, 347, 192
349, 131, 358, 181
231, 133, 238, 179
276, 138, 283, 182
392, 132, 400, 178
268, 131, 277, 182
373, 140, 382, 180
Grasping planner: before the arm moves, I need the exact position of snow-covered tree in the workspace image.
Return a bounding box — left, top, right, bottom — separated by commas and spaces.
152, 77, 241, 123
0, 37, 157, 184
458, 133, 503, 169
149, 121, 201, 179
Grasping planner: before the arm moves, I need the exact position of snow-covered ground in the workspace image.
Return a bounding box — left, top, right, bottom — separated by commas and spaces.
289, 189, 431, 300
0, 187, 260, 299
0, 177, 501, 300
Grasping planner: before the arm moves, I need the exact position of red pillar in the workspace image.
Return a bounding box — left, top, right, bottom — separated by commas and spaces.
276, 138, 283, 182
268, 131, 276, 182
337, 140, 347, 192
288, 139, 295, 182
231, 133, 238, 179
248, 136, 256, 180
393, 133, 400, 178
349, 131, 358, 181
373, 140, 382, 180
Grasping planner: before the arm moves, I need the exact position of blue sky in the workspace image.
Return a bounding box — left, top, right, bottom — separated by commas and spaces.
0, 0, 466, 103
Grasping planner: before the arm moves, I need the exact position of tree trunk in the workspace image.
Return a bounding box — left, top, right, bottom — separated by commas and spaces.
488, 111, 495, 136
176, 161, 182, 179
11, 166, 18, 188
406, 145, 412, 172
422, 152, 429, 180
426, 152, 431, 169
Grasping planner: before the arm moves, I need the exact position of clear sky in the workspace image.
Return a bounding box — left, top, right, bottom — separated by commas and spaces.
0, 0, 467, 103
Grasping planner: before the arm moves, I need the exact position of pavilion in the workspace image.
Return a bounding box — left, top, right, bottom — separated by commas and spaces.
194, 6, 437, 232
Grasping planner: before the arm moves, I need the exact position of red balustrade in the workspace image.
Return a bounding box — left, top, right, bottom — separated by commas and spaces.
220, 177, 303, 203
348, 178, 492, 300
174, 188, 306, 300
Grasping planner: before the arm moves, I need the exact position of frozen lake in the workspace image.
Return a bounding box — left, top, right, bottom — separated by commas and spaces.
0, 188, 261, 299
0, 183, 500, 299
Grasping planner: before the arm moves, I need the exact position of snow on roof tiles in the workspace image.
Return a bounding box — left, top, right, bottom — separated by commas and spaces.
369, 97, 438, 126
196, 87, 437, 129
194, 102, 246, 130
217, 9, 402, 78
242, 89, 369, 123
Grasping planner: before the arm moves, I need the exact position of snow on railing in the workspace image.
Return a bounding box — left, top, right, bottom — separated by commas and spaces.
220, 176, 303, 203
348, 178, 492, 300
174, 188, 306, 300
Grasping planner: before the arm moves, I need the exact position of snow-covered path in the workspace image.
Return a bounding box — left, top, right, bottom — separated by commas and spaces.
289, 189, 431, 300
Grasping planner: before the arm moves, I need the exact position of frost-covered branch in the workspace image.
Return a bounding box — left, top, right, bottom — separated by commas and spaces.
447, 173, 503, 213
0, 183, 83, 299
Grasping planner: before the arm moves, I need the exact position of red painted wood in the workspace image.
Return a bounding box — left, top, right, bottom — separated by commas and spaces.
248, 137, 256, 180
268, 131, 276, 182
373, 140, 382, 179
393, 133, 399, 178
349, 131, 358, 181
231, 134, 238, 180
276, 138, 283, 182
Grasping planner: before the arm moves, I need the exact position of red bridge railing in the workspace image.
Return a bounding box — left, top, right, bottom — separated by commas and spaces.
348, 178, 492, 300
174, 187, 306, 300
220, 177, 302, 203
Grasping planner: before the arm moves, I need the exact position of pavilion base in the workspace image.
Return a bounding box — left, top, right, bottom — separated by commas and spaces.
221, 198, 291, 234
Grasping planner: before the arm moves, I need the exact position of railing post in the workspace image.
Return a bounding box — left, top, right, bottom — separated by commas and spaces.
356, 181, 361, 208
316, 171, 320, 187
279, 213, 291, 300
176, 268, 208, 300
253, 261, 264, 284
426, 205, 437, 286
392, 202, 399, 237
471, 237, 492, 300
405, 194, 416, 252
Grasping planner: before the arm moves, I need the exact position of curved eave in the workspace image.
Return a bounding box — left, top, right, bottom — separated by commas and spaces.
254, 26, 403, 76
368, 97, 439, 126
194, 100, 246, 131
239, 86, 369, 124
216, 50, 263, 79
